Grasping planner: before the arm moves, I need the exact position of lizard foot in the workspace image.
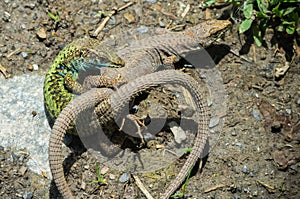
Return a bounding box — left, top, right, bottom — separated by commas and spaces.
119, 114, 146, 146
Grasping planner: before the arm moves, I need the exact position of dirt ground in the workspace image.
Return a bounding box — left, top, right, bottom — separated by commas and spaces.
0, 0, 299, 198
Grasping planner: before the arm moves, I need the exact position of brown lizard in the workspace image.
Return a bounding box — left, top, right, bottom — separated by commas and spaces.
49, 70, 209, 199
89, 19, 231, 198
48, 19, 231, 198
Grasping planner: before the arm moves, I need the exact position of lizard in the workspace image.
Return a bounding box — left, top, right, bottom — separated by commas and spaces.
47, 20, 231, 198
43, 37, 125, 130
49, 69, 209, 199
91, 20, 231, 199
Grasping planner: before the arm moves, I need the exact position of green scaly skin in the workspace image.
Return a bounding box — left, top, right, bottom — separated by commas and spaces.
43, 38, 125, 127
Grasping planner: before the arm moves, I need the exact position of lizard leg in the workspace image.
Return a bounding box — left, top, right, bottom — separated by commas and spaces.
64, 72, 82, 94
119, 114, 146, 145
81, 74, 127, 92
63, 73, 125, 94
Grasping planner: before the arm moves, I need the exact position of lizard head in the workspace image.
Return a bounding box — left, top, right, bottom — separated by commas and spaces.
88, 46, 125, 68
185, 20, 232, 46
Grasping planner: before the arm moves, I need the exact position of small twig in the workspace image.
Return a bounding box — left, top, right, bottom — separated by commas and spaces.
118, 1, 135, 11
132, 174, 154, 199
204, 184, 225, 193
226, 47, 254, 63
6, 47, 21, 59
0, 65, 11, 78
181, 4, 190, 18
93, 2, 135, 37
252, 44, 257, 63
256, 180, 275, 193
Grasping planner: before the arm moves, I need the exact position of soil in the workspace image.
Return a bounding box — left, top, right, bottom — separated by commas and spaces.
0, 0, 299, 199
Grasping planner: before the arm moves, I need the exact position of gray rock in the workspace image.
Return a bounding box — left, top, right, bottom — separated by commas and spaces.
119, 172, 130, 183
209, 117, 219, 128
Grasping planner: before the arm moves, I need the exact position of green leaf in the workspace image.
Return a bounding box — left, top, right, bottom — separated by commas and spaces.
257, 11, 269, 19
243, 3, 253, 19
286, 26, 295, 34
282, 0, 300, 2
253, 36, 262, 46
256, 0, 268, 13
272, 3, 283, 18
171, 167, 193, 198
48, 11, 60, 23
239, 19, 253, 33
95, 11, 113, 17
177, 148, 193, 153
253, 25, 262, 47
282, 20, 295, 26
281, 7, 296, 16
89, 162, 107, 185
202, 0, 217, 7
269, 0, 280, 6
48, 12, 55, 20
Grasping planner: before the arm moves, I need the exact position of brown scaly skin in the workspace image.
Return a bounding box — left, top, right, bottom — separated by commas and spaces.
49, 70, 209, 199
48, 20, 231, 198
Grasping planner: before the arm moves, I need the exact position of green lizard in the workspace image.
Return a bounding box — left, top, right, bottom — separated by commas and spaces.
43, 38, 125, 128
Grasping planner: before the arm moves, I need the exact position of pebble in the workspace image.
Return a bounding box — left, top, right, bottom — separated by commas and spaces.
231, 129, 237, 136
209, 117, 219, 128
200, 73, 206, 79
286, 108, 292, 115
21, 52, 28, 59
80, 181, 86, 190
109, 16, 116, 25
119, 173, 130, 183
143, 0, 157, 3
136, 26, 148, 34
33, 13, 38, 20
124, 12, 135, 23
252, 190, 258, 196
32, 63, 39, 70
36, 28, 47, 39
207, 98, 213, 107
242, 165, 247, 173
19, 166, 27, 176
233, 193, 240, 199
109, 174, 115, 180
24, 3, 36, 9
252, 109, 260, 121
23, 191, 33, 199
100, 166, 109, 175
159, 21, 165, 27
290, 165, 296, 171
21, 24, 27, 29
296, 98, 300, 106
243, 187, 250, 193
132, 105, 138, 112
168, 121, 186, 144
177, 1, 186, 10
236, 142, 242, 147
